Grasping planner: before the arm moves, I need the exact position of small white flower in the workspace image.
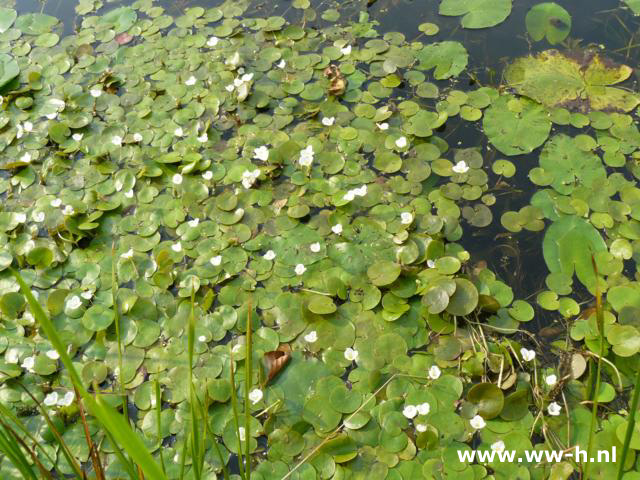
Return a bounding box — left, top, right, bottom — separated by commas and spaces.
171, 242, 182, 252
241, 169, 260, 189
225, 84, 235, 92
23, 122, 33, 132
15, 212, 26, 223
5, 349, 19, 364
197, 133, 208, 143
185, 76, 197, 86
90, 89, 102, 98
172, 173, 183, 185
58, 391, 74, 407
45, 112, 58, 120
547, 402, 562, 416
50, 198, 62, 208
16, 124, 24, 138
427, 259, 436, 268
277, 59, 286, 68
80, 291, 93, 300
491, 440, 506, 453
340, 45, 352, 55
33, 211, 45, 222
124, 189, 134, 198
188, 218, 199, 227
207, 36, 219, 47
120, 248, 134, 259
198, 335, 206, 342
332, 223, 343, 235
322, 116, 335, 126
19, 152, 32, 163
44, 392, 59, 406
545, 374, 557, 386
416, 402, 430, 415
241, 73, 254, 83
344, 347, 358, 362
428, 365, 441, 379
395, 136, 407, 148
452, 160, 469, 174
46, 350, 60, 360
226, 51, 240, 67
416, 424, 427, 433
72, 133, 84, 141
21, 356, 35, 372
210, 255, 222, 266
263, 250, 276, 261
238, 426, 246, 442
299, 145, 314, 167
376, 122, 389, 130
234, 78, 244, 88
249, 388, 263, 404
202, 171, 213, 180
520, 348, 536, 362
112, 135, 122, 146
470, 415, 486, 430
253, 145, 269, 161
304, 331, 318, 343
295, 263, 306, 275
353, 185, 367, 197
174, 127, 184, 137
62, 205, 75, 216
133, 133, 143, 142
66, 295, 82, 310
343, 190, 355, 201
400, 212, 413, 225
403, 405, 418, 419
310, 242, 321, 253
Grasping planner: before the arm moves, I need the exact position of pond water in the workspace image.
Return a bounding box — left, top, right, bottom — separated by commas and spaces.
2, 0, 640, 478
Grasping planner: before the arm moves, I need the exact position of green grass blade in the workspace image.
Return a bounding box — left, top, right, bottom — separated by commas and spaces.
245, 301, 253, 480
111, 243, 129, 425
617, 368, 640, 479
229, 346, 246, 480
155, 379, 166, 475
0, 423, 38, 480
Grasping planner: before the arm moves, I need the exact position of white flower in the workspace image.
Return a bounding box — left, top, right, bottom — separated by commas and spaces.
343, 190, 355, 201
21, 356, 35, 372
133, 133, 143, 142
304, 331, 318, 343
416, 402, 430, 415
249, 388, 263, 404
72, 133, 83, 141
520, 348, 536, 362
58, 391, 74, 407
238, 426, 246, 442
545, 374, 557, 386
185, 76, 197, 86
322, 116, 335, 126
225, 84, 235, 92
174, 127, 184, 137
120, 248, 134, 259
16, 124, 24, 138
207, 36, 219, 47
234, 78, 244, 88
226, 51, 240, 67
111, 135, 122, 146
376, 122, 389, 131
491, 440, 506, 453
340, 45, 352, 55
395, 136, 407, 148
275, 59, 285, 69
331, 223, 343, 235
80, 291, 93, 300
428, 365, 441, 379
62, 205, 75, 216
427, 259, 435, 268
295, 263, 306, 275
253, 145, 269, 161
45, 113, 58, 120
15, 212, 26, 223
172, 173, 183, 185
23, 122, 33, 132
241, 73, 254, 82
188, 218, 199, 228
197, 133, 208, 142
33, 211, 45, 222
353, 185, 367, 197
66, 295, 82, 310
452, 160, 469, 174
263, 250, 276, 261
310, 242, 321, 253
50, 198, 62, 208
44, 392, 59, 406
20, 152, 32, 163
171, 242, 182, 252
5, 349, 19, 364
416, 424, 427, 433
403, 405, 418, 419
202, 171, 213, 180
344, 347, 358, 362
90, 89, 102, 98
299, 145, 314, 167
198, 335, 206, 342
124, 189, 134, 198
242, 169, 260, 189
470, 415, 486, 430
547, 402, 562, 416
400, 212, 413, 225
210, 255, 222, 266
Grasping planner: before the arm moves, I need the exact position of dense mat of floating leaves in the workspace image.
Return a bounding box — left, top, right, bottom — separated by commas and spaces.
0, 0, 640, 479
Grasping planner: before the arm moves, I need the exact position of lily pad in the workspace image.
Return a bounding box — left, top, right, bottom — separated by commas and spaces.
525, 3, 571, 44
439, 0, 512, 29
0, 54, 19, 89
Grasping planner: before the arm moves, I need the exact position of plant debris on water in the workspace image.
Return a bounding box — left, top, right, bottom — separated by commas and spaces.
1, 0, 640, 479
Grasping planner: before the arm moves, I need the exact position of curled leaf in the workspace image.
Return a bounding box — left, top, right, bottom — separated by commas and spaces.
324, 65, 347, 96
263, 344, 292, 385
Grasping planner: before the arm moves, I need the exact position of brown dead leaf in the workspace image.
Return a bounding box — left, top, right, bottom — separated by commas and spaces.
323, 64, 347, 96
263, 344, 291, 385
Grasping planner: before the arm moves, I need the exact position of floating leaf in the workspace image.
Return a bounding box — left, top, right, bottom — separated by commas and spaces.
416, 41, 468, 79
467, 382, 504, 419
439, 0, 512, 29
0, 54, 19, 89
525, 3, 571, 44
